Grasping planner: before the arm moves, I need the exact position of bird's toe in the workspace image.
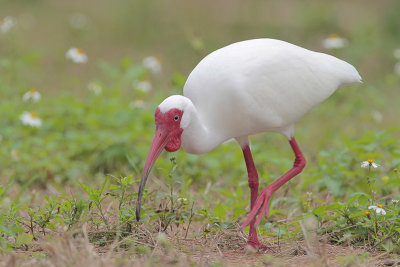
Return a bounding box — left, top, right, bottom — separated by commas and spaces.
242, 190, 272, 227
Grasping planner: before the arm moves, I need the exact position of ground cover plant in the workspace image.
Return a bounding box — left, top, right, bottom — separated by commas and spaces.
1, 0, 400, 266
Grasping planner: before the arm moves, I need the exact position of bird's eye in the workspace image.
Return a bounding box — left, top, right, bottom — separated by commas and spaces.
174, 115, 179, 121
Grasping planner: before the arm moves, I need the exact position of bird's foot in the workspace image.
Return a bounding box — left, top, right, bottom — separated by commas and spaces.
242, 188, 272, 228
238, 242, 274, 253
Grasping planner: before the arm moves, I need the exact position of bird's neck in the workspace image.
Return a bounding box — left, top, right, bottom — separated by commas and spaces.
181, 101, 224, 154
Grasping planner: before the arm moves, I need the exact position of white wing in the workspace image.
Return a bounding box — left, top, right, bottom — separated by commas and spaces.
183, 39, 361, 139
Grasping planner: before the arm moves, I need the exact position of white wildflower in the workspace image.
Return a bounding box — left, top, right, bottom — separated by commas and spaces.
393, 48, 400, 60
178, 197, 187, 203
20, 111, 42, 127
322, 34, 348, 49
69, 13, 88, 30
134, 80, 152, 93
156, 232, 168, 246
341, 233, 352, 242
143, 56, 161, 75
394, 62, 400, 76
18, 13, 36, 30
88, 82, 102, 95
0, 16, 16, 34
129, 100, 146, 109
66, 47, 88, 64
361, 159, 379, 169
392, 199, 399, 204
368, 204, 386, 215
22, 89, 41, 102
204, 223, 211, 233
371, 110, 382, 123
11, 149, 19, 161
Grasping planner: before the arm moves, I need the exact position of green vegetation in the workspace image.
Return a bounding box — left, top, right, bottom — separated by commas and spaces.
1, 0, 400, 266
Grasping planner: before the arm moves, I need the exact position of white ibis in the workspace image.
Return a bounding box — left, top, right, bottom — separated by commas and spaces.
136, 38, 361, 248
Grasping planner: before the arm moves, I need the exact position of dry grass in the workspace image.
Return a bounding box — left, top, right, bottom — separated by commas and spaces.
1, 220, 398, 267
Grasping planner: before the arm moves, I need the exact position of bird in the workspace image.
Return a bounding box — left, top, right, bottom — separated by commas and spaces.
135, 38, 361, 249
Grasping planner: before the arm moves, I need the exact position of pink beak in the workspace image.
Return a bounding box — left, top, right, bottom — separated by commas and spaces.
136, 127, 170, 221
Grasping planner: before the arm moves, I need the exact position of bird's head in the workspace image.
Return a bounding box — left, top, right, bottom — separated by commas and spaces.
136, 95, 191, 221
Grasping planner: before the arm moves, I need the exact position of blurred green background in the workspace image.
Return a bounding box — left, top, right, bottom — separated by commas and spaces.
2, 0, 400, 88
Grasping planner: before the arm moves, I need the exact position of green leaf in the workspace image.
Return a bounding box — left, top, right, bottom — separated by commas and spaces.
80, 183, 91, 195
358, 195, 370, 206
312, 206, 327, 215
43, 195, 50, 203
213, 204, 226, 220
346, 192, 371, 206
16, 234, 33, 246
312, 202, 344, 217
99, 178, 108, 195
109, 184, 119, 190
166, 213, 176, 220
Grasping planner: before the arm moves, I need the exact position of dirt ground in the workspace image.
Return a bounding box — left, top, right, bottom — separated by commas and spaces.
172, 238, 398, 267
1, 229, 399, 267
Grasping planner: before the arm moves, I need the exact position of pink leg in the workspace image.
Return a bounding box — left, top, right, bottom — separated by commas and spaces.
242, 145, 261, 248
242, 137, 306, 228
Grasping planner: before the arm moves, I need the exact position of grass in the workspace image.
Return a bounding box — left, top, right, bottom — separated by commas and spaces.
1, 0, 400, 266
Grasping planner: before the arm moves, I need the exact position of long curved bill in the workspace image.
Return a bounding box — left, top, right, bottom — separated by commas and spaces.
136, 127, 170, 221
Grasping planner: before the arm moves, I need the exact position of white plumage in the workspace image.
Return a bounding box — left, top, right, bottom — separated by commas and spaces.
159, 38, 361, 154
137, 39, 362, 247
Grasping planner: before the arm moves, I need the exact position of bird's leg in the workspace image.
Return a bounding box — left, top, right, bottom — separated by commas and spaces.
241, 144, 261, 248
242, 137, 306, 228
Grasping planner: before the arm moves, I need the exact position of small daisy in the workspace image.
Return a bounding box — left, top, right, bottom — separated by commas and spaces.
143, 56, 161, 75
66, 47, 88, 64
204, 223, 211, 233
371, 110, 382, 123
0, 16, 16, 34
18, 13, 36, 30
178, 197, 187, 203
394, 62, 400, 76
69, 13, 88, 30
156, 232, 168, 243
368, 204, 386, 215
189, 36, 205, 52
392, 199, 399, 204
11, 149, 19, 161
88, 82, 102, 95
22, 89, 41, 102
129, 100, 146, 109
20, 111, 42, 127
134, 80, 152, 93
322, 34, 348, 49
393, 48, 400, 60
361, 159, 379, 169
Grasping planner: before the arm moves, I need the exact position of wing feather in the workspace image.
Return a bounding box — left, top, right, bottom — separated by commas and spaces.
183, 39, 361, 138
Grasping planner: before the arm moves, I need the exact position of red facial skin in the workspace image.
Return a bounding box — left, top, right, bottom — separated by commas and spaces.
136, 107, 184, 221
155, 108, 184, 152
